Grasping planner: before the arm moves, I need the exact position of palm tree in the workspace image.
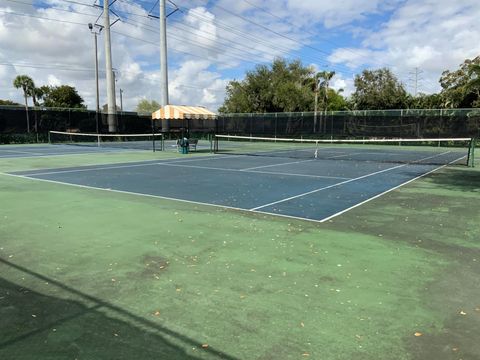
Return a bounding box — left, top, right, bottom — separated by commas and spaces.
29, 86, 44, 132
13, 75, 35, 133
313, 71, 335, 132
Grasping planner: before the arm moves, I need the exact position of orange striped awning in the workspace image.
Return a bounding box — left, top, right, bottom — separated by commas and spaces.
152, 105, 216, 120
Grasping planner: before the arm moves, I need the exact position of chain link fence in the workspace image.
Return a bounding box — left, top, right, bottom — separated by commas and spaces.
1, 106, 479, 143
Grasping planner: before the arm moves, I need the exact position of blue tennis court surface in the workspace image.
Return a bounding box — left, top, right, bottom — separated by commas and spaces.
7, 148, 464, 222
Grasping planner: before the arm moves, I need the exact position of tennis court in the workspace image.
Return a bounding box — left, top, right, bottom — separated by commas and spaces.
6, 140, 468, 222
1, 135, 479, 360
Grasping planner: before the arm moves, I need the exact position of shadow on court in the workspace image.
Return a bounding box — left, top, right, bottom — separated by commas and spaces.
424, 167, 480, 193
0, 258, 237, 360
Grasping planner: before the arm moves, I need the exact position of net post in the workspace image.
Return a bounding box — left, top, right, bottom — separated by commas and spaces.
467, 138, 476, 167
213, 134, 218, 153
152, 120, 156, 153
48, 131, 51, 144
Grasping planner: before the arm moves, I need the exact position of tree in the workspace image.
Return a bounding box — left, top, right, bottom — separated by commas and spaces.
317, 71, 335, 109
325, 88, 348, 111
219, 58, 317, 113
136, 99, 161, 113
439, 56, 480, 108
307, 70, 345, 131
406, 93, 443, 109
466, 63, 480, 107
0, 100, 21, 106
351, 68, 408, 110
41, 85, 85, 108
13, 75, 35, 132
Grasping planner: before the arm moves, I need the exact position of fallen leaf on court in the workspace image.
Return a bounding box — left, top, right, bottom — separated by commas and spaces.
459, 310, 467, 315
302, 352, 310, 356
414, 332, 423, 337
202, 344, 209, 349
452, 347, 458, 352
153, 311, 160, 316
31, 314, 37, 318
300, 322, 305, 327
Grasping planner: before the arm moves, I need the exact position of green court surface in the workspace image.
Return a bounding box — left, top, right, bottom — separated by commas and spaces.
0, 150, 479, 360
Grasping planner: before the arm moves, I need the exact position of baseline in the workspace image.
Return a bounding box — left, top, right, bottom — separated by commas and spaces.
251, 151, 454, 211
156, 162, 351, 180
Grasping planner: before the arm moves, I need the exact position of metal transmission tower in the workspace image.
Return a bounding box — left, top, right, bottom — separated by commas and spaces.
409, 67, 424, 96
149, 0, 179, 132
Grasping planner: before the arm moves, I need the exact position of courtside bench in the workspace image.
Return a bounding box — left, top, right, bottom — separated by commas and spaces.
176, 138, 198, 151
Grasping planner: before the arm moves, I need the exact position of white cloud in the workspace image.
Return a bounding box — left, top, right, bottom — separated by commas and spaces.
169, 60, 228, 109
328, 0, 480, 94
1, 0, 479, 112
284, 0, 401, 28
47, 74, 61, 86
331, 75, 355, 97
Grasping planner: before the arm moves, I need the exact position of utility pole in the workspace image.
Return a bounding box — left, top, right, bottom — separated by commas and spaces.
88, 23, 102, 134
147, 1, 178, 132
104, 0, 117, 132
159, 0, 169, 132
120, 89, 123, 112
313, 76, 319, 133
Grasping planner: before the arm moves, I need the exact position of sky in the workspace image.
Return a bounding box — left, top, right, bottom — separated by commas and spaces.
0, 0, 479, 112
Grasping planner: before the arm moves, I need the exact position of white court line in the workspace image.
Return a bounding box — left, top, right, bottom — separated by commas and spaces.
156, 162, 351, 180
0, 149, 45, 156
17, 162, 161, 176
1, 172, 260, 217
14, 154, 235, 177
319, 155, 467, 222
156, 154, 244, 164
326, 152, 362, 159
1, 171, 332, 224
0, 148, 133, 159
240, 158, 316, 171
250, 151, 453, 211
0, 152, 465, 225
325, 151, 417, 159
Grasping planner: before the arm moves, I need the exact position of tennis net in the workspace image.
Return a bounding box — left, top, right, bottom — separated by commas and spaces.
214, 135, 476, 166
49, 131, 164, 151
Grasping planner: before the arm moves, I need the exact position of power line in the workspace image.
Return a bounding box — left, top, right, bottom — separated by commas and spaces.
104, 1, 352, 74
171, 1, 359, 75
175, 0, 440, 89
113, 0, 358, 76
